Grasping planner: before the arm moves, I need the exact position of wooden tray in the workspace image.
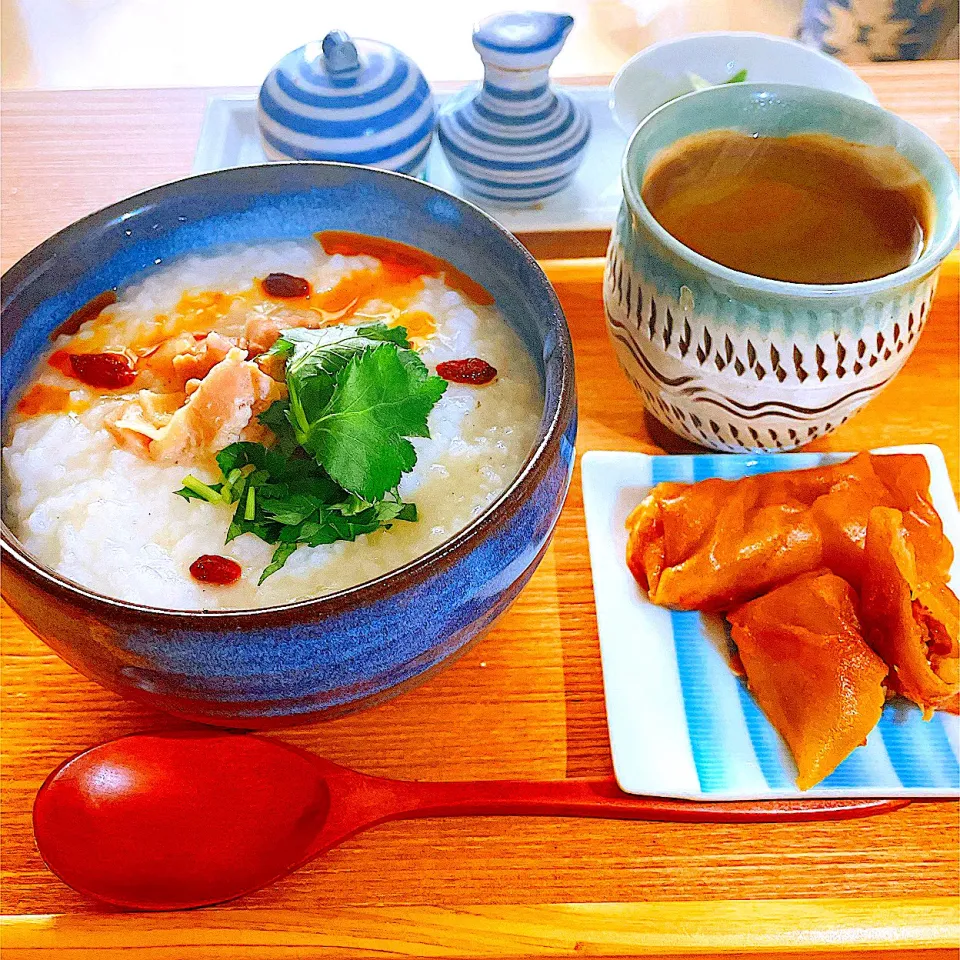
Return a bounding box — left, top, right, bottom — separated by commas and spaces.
2, 257, 958, 959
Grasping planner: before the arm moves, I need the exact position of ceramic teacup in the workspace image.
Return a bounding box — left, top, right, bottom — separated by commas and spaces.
604, 82, 960, 452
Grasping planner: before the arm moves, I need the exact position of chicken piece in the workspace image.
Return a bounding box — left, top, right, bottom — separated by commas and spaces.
245, 311, 329, 356
103, 390, 185, 453
245, 315, 288, 356
860, 507, 960, 717
108, 348, 285, 464
151, 348, 285, 463
727, 571, 887, 790
171, 332, 235, 384
137, 331, 235, 392
625, 453, 948, 610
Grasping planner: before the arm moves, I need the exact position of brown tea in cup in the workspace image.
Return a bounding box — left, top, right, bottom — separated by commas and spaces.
641, 130, 934, 284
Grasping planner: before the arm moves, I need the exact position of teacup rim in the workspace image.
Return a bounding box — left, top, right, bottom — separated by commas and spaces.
620, 81, 960, 299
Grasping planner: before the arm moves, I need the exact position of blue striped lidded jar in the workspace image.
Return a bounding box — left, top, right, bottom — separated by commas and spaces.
258, 30, 436, 176
437, 12, 591, 205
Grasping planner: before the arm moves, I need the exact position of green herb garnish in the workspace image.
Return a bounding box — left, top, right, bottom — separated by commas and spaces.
174, 323, 447, 582
687, 68, 748, 92
176, 475, 225, 504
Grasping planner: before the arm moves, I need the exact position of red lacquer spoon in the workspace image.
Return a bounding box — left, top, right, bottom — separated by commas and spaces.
33, 731, 909, 910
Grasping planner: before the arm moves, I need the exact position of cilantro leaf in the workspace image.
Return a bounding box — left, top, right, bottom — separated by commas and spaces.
260, 494, 321, 526
175, 322, 443, 582
257, 400, 298, 456
302, 344, 446, 501
216, 441, 285, 478
267, 322, 410, 357
259, 543, 298, 585
295, 499, 416, 547
178, 438, 424, 580
227, 514, 279, 544
375, 500, 418, 524
354, 323, 411, 347
272, 324, 410, 428
174, 477, 224, 502
336, 492, 375, 516
271, 324, 406, 377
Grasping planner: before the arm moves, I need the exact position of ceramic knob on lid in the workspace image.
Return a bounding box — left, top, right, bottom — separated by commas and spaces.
438, 12, 591, 205
258, 29, 436, 175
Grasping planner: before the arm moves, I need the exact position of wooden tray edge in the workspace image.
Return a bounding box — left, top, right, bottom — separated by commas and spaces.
538, 250, 960, 283
1, 895, 958, 957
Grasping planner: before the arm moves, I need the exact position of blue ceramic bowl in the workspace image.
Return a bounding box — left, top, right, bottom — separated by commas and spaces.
0, 163, 576, 726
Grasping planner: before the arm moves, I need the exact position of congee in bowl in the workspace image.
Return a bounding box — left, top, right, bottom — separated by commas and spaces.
0, 162, 575, 723
3, 231, 542, 611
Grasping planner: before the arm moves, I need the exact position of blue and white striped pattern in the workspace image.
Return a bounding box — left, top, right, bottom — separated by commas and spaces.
580, 447, 960, 800
473, 11, 575, 69
437, 13, 590, 205
257, 34, 436, 175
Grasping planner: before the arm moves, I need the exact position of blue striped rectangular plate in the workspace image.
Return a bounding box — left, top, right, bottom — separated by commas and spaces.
581, 445, 960, 800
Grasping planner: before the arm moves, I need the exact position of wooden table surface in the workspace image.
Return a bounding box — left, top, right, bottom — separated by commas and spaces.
1, 64, 959, 958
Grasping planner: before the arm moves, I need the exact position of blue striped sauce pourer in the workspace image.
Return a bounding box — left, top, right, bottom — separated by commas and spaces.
438, 12, 591, 206
257, 29, 436, 175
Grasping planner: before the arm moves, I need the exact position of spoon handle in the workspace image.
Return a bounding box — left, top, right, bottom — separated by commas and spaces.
384, 776, 910, 823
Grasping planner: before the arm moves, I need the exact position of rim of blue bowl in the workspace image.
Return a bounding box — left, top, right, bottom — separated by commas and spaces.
621, 81, 960, 299
0, 161, 575, 623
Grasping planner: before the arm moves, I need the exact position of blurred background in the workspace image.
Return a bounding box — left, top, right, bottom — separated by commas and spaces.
2, 0, 957, 91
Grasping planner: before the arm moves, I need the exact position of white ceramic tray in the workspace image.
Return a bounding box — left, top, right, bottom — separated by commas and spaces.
192, 88, 627, 234
581, 444, 960, 801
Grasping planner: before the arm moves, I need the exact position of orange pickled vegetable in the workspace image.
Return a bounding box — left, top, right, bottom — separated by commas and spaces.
626, 477, 821, 611
860, 507, 960, 717
727, 571, 887, 789
870, 454, 955, 580
625, 453, 948, 610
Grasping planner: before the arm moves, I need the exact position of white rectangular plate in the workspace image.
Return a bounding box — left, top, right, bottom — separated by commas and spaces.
192, 89, 627, 234
581, 445, 960, 800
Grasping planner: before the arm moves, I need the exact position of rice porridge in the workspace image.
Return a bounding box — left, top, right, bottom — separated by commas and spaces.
2, 233, 542, 610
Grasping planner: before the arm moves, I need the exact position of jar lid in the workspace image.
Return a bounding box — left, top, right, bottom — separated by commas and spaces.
258, 30, 436, 174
